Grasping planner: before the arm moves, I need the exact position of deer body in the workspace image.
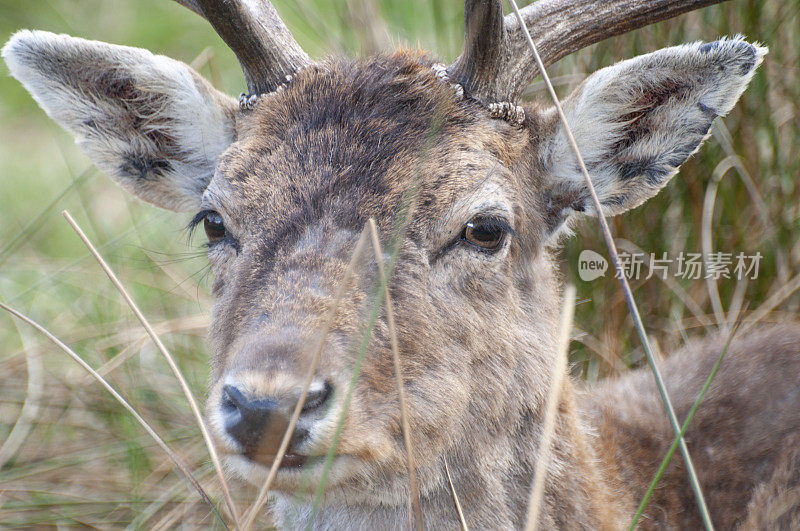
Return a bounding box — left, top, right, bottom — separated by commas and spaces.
4, 0, 799, 528
584, 325, 800, 529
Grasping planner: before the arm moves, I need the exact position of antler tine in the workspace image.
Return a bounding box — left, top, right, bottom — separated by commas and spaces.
449, 0, 727, 104
504, 0, 727, 100
446, 0, 509, 101
171, 0, 203, 17
173, 0, 311, 95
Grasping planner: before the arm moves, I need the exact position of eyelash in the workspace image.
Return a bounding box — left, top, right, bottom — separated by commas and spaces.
465, 218, 517, 239
187, 209, 215, 238
187, 209, 240, 252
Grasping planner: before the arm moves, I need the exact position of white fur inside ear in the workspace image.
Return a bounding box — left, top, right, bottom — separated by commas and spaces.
2, 30, 237, 212
543, 36, 766, 221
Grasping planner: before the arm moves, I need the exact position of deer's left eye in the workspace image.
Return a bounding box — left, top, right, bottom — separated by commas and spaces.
461, 217, 512, 252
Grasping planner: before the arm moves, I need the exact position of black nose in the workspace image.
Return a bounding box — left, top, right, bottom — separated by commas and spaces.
221, 384, 278, 449
221, 383, 332, 451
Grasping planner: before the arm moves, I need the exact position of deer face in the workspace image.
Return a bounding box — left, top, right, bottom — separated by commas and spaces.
198, 54, 557, 492
3, 3, 764, 506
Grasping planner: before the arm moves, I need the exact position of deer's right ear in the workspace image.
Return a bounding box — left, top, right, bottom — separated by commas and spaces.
535, 37, 765, 235
2, 30, 237, 212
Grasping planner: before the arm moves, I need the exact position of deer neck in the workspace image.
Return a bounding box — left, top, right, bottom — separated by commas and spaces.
506, 382, 629, 529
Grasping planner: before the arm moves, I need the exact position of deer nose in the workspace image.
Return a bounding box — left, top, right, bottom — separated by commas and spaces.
220, 382, 332, 454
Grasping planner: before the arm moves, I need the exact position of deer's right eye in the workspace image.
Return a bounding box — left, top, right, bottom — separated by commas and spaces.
203, 211, 226, 243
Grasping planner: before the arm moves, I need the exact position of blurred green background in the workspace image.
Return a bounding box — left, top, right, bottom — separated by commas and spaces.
0, 0, 798, 527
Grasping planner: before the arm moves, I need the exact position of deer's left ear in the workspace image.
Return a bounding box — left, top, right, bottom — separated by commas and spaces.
539, 37, 766, 231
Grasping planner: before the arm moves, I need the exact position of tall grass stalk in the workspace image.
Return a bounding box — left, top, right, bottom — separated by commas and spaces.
0, 321, 42, 468
629, 319, 742, 528
523, 284, 575, 531
240, 226, 370, 530
444, 457, 469, 531
0, 301, 226, 528
368, 218, 424, 530
507, 0, 712, 527
306, 231, 396, 526
742, 272, 800, 332
304, 110, 441, 528
61, 210, 241, 529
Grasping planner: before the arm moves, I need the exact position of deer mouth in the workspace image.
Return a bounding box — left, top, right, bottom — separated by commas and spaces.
225, 450, 351, 493
277, 453, 307, 468
243, 449, 310, 469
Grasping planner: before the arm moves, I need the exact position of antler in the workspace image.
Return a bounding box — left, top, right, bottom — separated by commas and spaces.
446, 0, 508, 100
448, 0, 727, 103
172, 0, 311, 95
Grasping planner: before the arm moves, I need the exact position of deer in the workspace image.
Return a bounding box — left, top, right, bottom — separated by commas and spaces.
3, 0, 799, 528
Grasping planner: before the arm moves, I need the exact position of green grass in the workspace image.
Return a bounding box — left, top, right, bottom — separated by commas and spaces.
0, 0, 799, 527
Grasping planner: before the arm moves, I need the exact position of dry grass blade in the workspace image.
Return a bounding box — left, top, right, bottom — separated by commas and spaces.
241, 225, 371, 530
152, 499, 196, 531
0, 301, 223, 528
629, 308, 746, 529
0, 324, 43, 469
523, 285, 575, 531
444, 457, 468, 531
305, 172, 427, 522
134, 472, 210, 529
727, 277, 749, 328
367, 218, 424, 530
741, 272, 800, 333
61, 210, 241, 529
88, 338, 145, 383
710, 120, 770, 229
701, 156, 737, 332
616, 239, 713, 330
506, 2, 713, 528
570, 325, 627, 375
189, 46, 224, 90
710, 118, 790, 286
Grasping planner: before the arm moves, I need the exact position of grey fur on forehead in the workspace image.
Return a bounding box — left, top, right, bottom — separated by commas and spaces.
238, 61, 525, 126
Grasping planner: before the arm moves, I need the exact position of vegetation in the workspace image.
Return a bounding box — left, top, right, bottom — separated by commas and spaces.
0, 0, 797, 527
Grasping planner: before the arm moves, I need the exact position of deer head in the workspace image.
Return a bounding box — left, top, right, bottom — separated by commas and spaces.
2, 0, 764, 526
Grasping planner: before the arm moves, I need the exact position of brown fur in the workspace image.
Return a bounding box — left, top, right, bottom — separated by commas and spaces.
583, 325, 800, 529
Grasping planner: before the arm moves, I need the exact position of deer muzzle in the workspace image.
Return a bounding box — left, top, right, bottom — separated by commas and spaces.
215, 367, 333, 467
